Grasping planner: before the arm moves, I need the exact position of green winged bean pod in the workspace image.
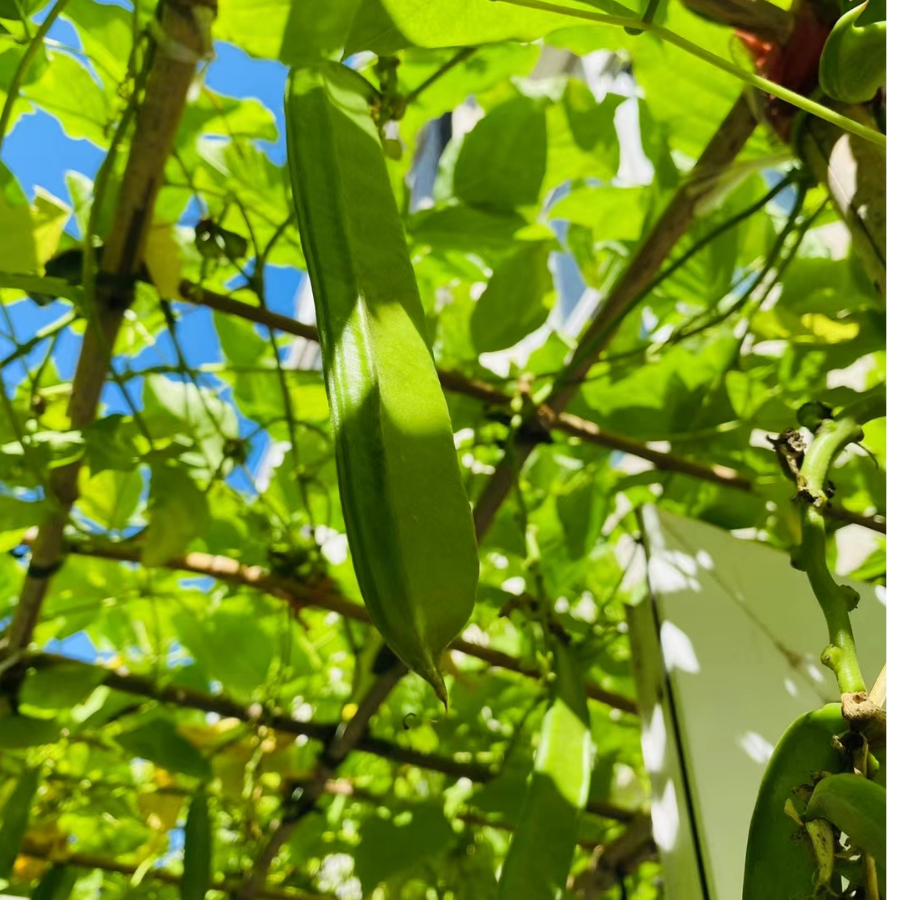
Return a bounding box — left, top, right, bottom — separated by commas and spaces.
497, 635, 593, 900
742, 704, 847, 899
285, 62, 479, 704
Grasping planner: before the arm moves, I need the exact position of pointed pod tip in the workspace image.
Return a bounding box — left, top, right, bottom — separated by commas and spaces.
419, 662, 449, 711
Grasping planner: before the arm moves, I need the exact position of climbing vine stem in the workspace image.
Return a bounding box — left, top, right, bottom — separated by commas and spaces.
794, 387, 886, 696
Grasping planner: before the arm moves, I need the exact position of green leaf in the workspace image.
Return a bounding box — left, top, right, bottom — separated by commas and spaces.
549, 185, 646, 243
172, 605, 275, 696
408, 205, 529, 259
279, 0, 362, 64
142, 465, 210, 566
214, 310, 267, 367
116, 718, 212, 780
22, 51, 113, 146
77, 468, 143, 531
0, 715, 61, 749
32, 864, 78, 900
454, 94, 547, 213
355, 804, 455, 894
181, 794, 212, 900
82, 415, 139, 474
556, 470, 605, 559
345, 0, 635, 55
0, 494, 51, 533
215, 0, 292, 62
470, 241, 554, 353
19, 659, 107, 710
0, 0, 51, 19
62, 0, 132, 89
498, 636, 593, 899
30, 188, 70, 269
544, 82, 624, 187
0, 767, 39, 879
0, 161, 37, 272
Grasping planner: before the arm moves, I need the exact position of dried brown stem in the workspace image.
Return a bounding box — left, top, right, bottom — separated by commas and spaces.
19, 837, 328, 900
46, 535, 638, 713
17, 651, 636, 823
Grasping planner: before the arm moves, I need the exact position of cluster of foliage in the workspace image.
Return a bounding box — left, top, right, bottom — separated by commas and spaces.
0, 0, 886, 898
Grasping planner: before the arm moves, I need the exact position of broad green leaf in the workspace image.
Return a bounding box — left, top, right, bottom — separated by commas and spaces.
62, 0, 132, 88
144, 222, 184, 300
0, 0, 51, 18
470, 241, 554, 353
408, 205, 529, 259
0, 161, 37, 271
142, 374, 239, 452
546, 4, 772, 159
77, 468, 143, 531
454, 94, 547, 213
31, 188, 70, 269
345, 0, 636, 55
0, 494, 51, 532
355, 804, 456, 894
556, 469, 606, 559
19, 659, 107, 710
0, 715, 61, 748
498, 636, 593, 899
116, 718, 212, 780
173, 605, 275, 695
214, 309, 267, 366
142, 465, 210, 566
279, 0, 362, 64
581, 332, 737, 440
549, 184, 645, 243
177, 89, 278, 166
22, 51, 113, 146
82, 415, 139, 474
545, 82, 623, 187
215, 0, 291, 61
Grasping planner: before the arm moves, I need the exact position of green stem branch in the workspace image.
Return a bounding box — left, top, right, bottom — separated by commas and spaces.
798, 506, 865, 694
794, 390, 886, 695
799, 388, 885, 505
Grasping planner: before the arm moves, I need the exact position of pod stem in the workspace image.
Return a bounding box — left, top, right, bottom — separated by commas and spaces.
793, 390, 885, 696
797, 506, 865, 695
